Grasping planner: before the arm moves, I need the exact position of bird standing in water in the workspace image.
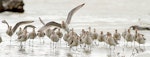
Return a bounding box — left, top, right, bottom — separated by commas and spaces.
28, 26, 36, 47
125, 29, 134, 47
2, 20, 34, 46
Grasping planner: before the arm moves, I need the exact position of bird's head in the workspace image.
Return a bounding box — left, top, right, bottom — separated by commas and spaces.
88, 27, 91, 31
94, 28, 96, 32
101, 31, 103, 34
128, 29, 130, 33
82, 29, 85, 33
115, 29, 117, 32
2, 20, 7, 23
61, 21, 67, 28
107, 32, 111, 37
62, 21, 65, 25
9, 26, 12, 29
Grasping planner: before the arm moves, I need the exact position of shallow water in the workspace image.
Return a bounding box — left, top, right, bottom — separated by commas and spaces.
0, 0, 150, 57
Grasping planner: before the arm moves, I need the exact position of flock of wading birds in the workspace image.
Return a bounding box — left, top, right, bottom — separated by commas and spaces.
0, 3, 147, 56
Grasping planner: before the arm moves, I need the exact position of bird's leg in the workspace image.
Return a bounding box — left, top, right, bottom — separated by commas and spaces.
123, 39, 126, 47
88, 45, 90, 51
66, 42, 67, 47
84, 44, 87, 49
54, 42, 58, 52
80, 44, 82, 48
49, 42, 51, 54
20, 42, 22, 49
144, 44, 146, 51
133, 41, 135, 48
113, 46, 116, 56
131, 48, 137, 57
49, 42, 51, 51
75, 46, 78, 53
50, 40, 52, 48
69, 46, 71, 52
118, 40, 121, 47
84, 44, 86, 49
8, 37, 12, 50
10, 36, 12, 46
72, 47, 76, 52
32, 39, 34, 47
71, 46, 74, 51
94, 40, 96, 46
31, 39, 33, 47
23, 42, 26, 49
103, 42, 106, 47
53, 42, 54, 51
52, 42, 55, 53
109, 46, 111, 57
59, 38, 61, 47
131, 42, 133, 48
20, 42, 21, 49
49, 41, 51, 49
77, 45, 80, 52
42, 37, 45, 44
32, 39, 34, 52
139, 44, 144, 52
138, 44, 140, 49
94, 40, 98, 46
75, 46, 77, 51
126, 42, 128, 47
29, 39, 31, 47
55, 42, 57, 49
39, 37, 41, 44
89, 45, 91, 51
140, 44, 145, 52
79, 43, 82, 49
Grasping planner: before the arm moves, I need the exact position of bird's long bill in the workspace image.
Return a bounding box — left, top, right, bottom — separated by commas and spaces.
39, 17, 46, 25
66, 3, 85, 24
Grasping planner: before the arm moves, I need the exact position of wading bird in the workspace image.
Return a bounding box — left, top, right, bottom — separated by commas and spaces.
28, 25, 36, 47
125, 29, 134, 47
2, 20, 34, 45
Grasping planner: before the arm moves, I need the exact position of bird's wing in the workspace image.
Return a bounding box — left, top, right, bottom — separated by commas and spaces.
23, 25, 36, 30
39, 17, 46, 25
12, 20, 34, 33
38, 21, 61, 32
66, 3, 85, 24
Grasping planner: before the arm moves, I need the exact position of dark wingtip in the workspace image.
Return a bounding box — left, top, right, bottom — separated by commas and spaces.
82, 3, 85, 6
1, 20, 6, 23
33, 26, 36, 28
31, 21, 34, 22
129, 25, 134, 29
38, 30, 41, 32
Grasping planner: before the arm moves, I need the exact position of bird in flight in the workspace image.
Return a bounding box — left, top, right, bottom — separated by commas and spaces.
38, 3, 85, 32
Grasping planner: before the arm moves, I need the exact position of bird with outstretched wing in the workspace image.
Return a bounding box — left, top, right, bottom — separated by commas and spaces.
38, 3, 85, 32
